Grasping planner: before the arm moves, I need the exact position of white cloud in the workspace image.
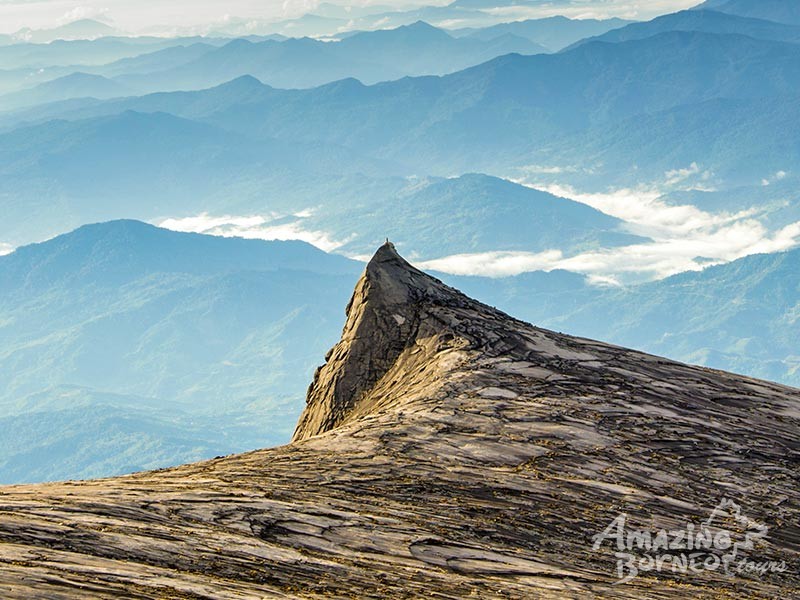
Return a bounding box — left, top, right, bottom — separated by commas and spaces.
481, 0, 698, 21
420, 175, 800, 283
157, 212, 350, 252
419, 219, 800, 282
0, 242, 14, 257
282, 0, 319, 15
370, 16, 391, 28
420, 250, 564, 278
58, 6, 112, 25
664, 162, 702, 185
159, 213, 278, 232
762, 170, 789, 186
586, 274, 623, 287
533, 181, 755, 239
520, 164, 577, 175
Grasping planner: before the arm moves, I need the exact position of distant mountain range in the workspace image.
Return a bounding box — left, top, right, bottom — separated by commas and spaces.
694, 0, 800, 26
0, 108, 400, 247
275, 0, 635, 37
124, 22, 546, 93
0, 21, 797, 250
11, 19, 120, 44
0, 104, 654, 261
0, 38, 234, 95
0, 387, 255, 483
300, 173, 646, 257
0, 22, 551, 106
454, 15, 632, 51
26, 29, 796, 179
0, 72, 132, 111
0, 221, 361, 482
93, 42, 217, 78
573, 9, 800, 47
0, 36, 218, 71
112, 22, 547, 93
532, 94, 800, 188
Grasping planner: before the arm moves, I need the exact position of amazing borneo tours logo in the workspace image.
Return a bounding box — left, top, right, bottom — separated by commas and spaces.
592, 499, 787, 584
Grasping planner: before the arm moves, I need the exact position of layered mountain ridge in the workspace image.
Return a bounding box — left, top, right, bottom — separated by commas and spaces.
0, 245, 798, 598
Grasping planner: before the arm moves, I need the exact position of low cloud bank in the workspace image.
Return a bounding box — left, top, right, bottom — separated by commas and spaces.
419, 221, 800, 283
157, 212, 349, 253
533, 182, 750, 240
421, 174, 800, 283
482, 0, 697, 21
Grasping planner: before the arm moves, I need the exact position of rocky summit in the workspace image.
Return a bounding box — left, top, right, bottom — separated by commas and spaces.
0, 243, 798, 599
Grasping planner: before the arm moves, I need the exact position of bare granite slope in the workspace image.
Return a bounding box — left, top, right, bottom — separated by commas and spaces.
0, 243, 798, 599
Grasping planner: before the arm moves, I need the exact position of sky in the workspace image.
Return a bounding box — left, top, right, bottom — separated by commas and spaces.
0, 0, 700, 34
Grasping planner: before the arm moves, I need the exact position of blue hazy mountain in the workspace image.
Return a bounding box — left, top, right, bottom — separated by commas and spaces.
0, 221, 361, 483
0, 72, 132, 111
304, 173, 646, 257
0, 74, 276, 128
332, 4, 492, 35
1, 27, 797, 222
573, 9, 800, 46
114, 22, 546, 93
70, 30, 798, 175
245, 14, 350, 38
531, 94, 800, 187
0, 388, 258, 484
96, 42, 217, 78
0, 37, 205, 70
0, 108, 400, 246
0, 65, 76, 96
694, 0, 800, 26
0, 113, 646, 263
454, 16, 633, 51
564, 248, 800, 386
338, 21, 548, 71
0, 219, 357, 290
0, 40, 230, 96
19, 29, 799, 178
12, 19, 120, 44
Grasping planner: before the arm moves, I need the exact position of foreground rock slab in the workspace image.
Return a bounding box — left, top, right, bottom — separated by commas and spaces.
0, 243, 798, 598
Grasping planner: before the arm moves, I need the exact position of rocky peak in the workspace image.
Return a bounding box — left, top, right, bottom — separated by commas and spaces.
293, 241, 478, 441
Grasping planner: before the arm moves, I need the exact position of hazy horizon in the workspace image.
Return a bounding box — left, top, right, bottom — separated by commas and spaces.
0, 0, 700, 35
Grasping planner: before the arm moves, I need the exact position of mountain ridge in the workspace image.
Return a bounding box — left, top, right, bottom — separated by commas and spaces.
694, 0, 800, 26
6, 29, 800, 178
569, 9, 800, 48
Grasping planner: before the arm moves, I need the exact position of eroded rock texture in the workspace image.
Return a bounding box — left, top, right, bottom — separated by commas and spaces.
0, 243, 798, 599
